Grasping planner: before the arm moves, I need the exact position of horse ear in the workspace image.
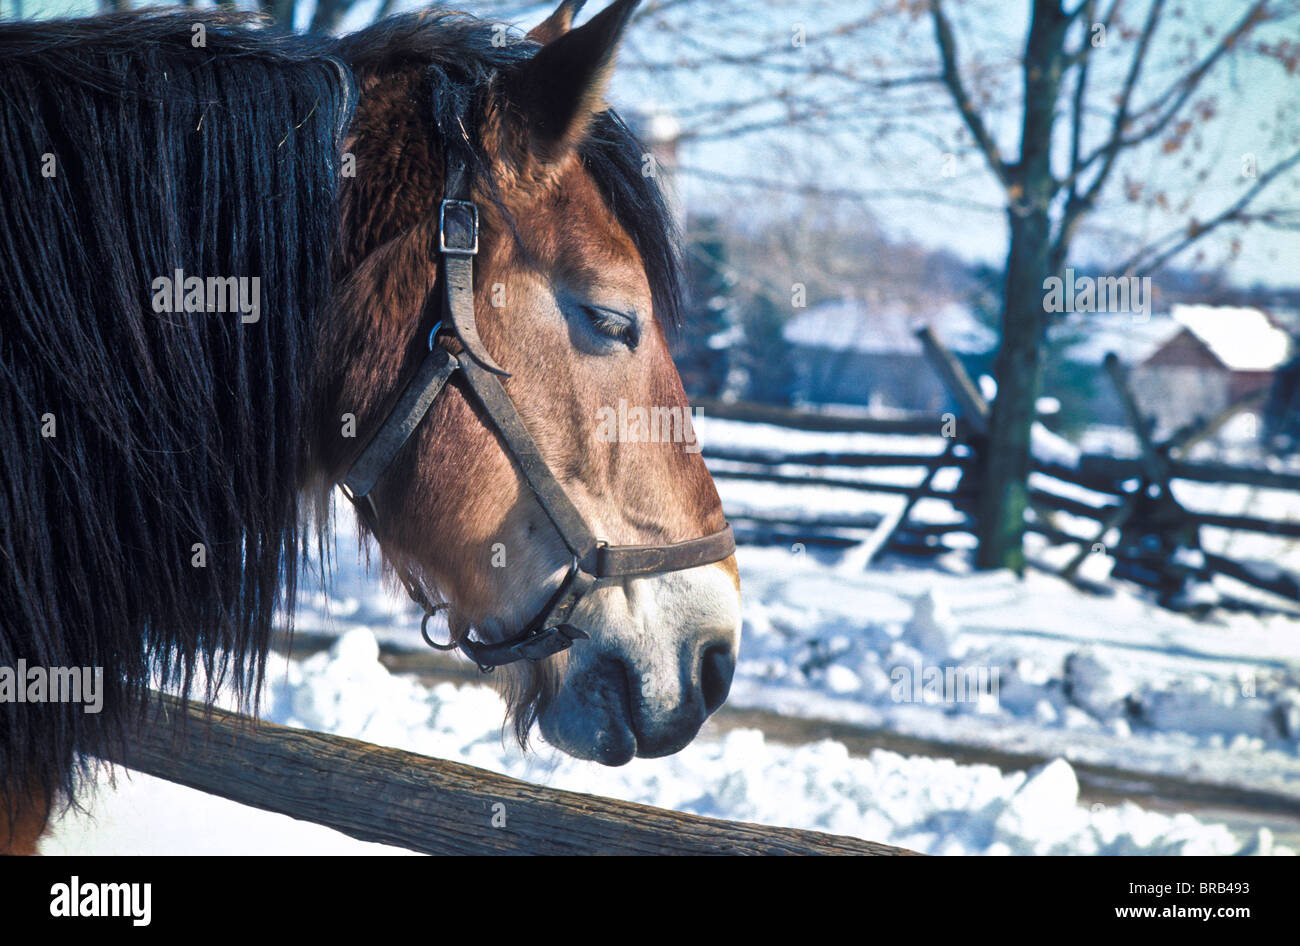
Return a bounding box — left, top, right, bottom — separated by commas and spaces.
526, 0, 587, 44
504, 0, 638, 163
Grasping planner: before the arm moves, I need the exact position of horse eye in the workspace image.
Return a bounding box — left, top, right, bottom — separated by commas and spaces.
582, 304, 640, 349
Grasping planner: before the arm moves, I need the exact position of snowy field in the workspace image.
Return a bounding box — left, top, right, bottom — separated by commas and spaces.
47, 418, 1300, 855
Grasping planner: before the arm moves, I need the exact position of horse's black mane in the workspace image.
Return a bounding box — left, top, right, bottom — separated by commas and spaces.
0, 7, 681, 817
0, 9, 350, 816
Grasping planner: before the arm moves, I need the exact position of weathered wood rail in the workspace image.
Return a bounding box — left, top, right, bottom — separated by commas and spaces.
102, 694, 916, 856
692, 397, 937, 434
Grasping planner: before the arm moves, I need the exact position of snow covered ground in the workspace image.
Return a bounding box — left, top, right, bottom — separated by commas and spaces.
697, 416, 1300, 802
46, 417, 1300, 855
44, 625, 1291, 856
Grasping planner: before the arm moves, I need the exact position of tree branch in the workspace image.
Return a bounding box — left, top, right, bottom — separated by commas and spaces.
675, 165, 1005, 214
1056, 0, 1097, 272
928, 0, 1011, 188
1052, 0, 1164, 268
1119, 147, 1300, 275
1119, 0, 1271, 146
1072, 0, 1269, 183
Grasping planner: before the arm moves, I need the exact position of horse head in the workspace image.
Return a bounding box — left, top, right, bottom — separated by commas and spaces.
316, 0, 741, 765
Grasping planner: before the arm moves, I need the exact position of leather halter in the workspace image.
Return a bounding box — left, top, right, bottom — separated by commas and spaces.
338, 133, 735, 672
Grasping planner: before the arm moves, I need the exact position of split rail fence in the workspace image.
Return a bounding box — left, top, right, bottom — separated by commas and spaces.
698, 328, 1300, 610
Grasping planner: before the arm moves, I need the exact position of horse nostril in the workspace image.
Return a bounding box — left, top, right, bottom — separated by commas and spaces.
699, 644, 735, 716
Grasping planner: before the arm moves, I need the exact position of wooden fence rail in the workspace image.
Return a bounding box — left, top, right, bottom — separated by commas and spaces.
692, 397, 938, 435
705, 445, 961, 468
707, 466, 976, 500
103, 694, 915, 856
1079, 454, 1300, 493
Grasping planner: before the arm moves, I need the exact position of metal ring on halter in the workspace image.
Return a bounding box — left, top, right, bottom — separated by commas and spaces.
420, 607, 457, 651
427, 320, 443, 351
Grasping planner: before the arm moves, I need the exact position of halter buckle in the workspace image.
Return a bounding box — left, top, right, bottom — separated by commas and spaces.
439, 199, 478, 255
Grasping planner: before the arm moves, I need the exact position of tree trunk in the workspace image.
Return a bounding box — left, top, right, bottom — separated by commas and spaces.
977, 215, 1049, 571
975, 0, 1070, 572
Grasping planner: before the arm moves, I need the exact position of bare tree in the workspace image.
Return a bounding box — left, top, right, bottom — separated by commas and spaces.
921, 0, 1300, 570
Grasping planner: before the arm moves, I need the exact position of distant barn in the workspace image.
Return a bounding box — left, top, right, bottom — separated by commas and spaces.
783, 296, 996, 413
1056, 304, 1291, 438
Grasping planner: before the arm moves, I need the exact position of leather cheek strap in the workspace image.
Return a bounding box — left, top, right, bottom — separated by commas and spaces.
342, 345, 460, 502
458, 354, 602, 570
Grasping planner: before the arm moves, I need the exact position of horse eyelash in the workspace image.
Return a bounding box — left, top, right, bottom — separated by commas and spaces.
582, 304, 640, 350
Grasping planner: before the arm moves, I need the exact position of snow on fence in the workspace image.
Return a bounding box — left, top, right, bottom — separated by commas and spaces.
103, 693, 915, 856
